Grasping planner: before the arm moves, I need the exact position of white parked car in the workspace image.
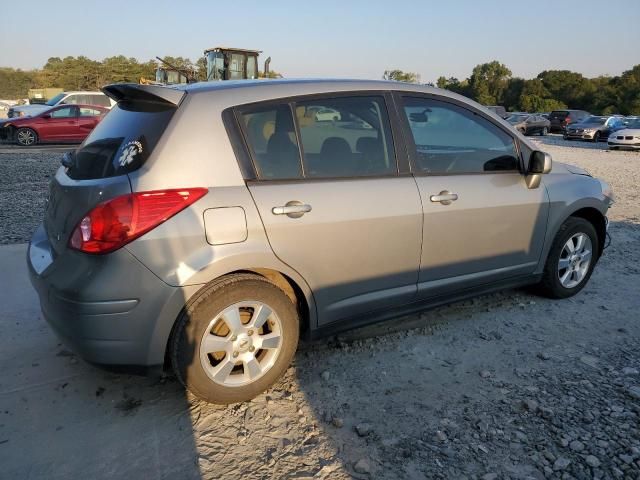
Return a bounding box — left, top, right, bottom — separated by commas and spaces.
8, 91, 115, 118
608, 118, 640, 150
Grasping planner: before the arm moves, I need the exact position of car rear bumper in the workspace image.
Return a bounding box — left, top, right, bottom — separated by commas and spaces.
27, 223, 186, 367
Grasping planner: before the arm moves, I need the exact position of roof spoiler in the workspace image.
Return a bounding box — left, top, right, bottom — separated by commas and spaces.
101, 83, 186, 106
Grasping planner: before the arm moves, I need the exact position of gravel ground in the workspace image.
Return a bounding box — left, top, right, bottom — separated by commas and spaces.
0, 151, 61, 244
1, 138, 639, 479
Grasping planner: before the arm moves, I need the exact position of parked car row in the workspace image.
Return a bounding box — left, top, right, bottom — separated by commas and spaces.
1, 91, 114, 145
499, 106, 638, 149
7, 91, 114, 118
0, 105, 109, 145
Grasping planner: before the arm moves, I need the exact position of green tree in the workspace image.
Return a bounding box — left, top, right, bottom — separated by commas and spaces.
468, 61, 512, 105
383, 70, 420, 83
436, 76, 469, 96
537, 70, 595, 109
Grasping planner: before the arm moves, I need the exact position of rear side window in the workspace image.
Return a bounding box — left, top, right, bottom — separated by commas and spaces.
237, 95, 396, 180
238, 104, 303, 180
66, 101, 175, 180
91, 94, 111, 107
294, 96, 396, 178
402, 97, 519, 174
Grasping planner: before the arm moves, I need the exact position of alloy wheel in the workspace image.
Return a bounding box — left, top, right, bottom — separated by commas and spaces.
557, 233, 592, 289
199, 301, 283, 387
17, 129, 36, 146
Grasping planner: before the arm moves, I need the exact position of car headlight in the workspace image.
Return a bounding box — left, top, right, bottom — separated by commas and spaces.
598, 178, 615, 204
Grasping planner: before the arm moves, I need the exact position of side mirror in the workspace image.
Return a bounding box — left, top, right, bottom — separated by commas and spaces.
529, 150, 552, 174
526, 151, 552, 189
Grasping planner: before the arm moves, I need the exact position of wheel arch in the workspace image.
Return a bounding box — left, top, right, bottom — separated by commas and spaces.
568, 207, 607, 257
14, 125, 39, 144
161, 267, 313, 371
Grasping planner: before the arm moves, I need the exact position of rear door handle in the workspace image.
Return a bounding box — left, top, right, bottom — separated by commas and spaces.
430, 191, 458, 205
272, 202, 312, 218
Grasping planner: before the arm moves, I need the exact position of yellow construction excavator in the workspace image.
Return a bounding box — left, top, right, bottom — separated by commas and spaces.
140, 47, 272, 86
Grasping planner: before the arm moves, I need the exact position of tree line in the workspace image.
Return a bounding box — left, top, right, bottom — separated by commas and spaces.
387, 61, 640, 115
1, 56, 638, 115
0, 55, 279, 99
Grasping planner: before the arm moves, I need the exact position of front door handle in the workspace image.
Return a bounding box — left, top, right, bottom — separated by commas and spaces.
430, 190, 458, 205
272, 202, 312, 218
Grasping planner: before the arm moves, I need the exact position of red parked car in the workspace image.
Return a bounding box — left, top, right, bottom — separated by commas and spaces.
0, 104, 109, 146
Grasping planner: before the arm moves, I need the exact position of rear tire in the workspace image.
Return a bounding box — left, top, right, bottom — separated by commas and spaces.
535, 217, 599, 299
16, 127, 37, 146
541, 127, 548, 136
171, 273, 299, 404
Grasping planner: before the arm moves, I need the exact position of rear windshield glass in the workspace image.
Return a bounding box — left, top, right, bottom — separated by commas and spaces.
65, 101, 175, 180
549, 111, 569, 119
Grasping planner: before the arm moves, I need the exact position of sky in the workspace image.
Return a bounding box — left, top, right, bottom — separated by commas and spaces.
1, 0, 639, 83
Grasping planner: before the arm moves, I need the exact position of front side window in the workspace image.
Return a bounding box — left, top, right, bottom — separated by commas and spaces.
402, 97, 519, 174
49, 106, 76, 118
238, 104, 303, 180
294, 96, 396, 178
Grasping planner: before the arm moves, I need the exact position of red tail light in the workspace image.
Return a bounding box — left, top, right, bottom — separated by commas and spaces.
69, 188, 208, 254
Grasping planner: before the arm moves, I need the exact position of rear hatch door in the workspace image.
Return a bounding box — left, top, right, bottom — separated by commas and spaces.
44, 84, 185, 256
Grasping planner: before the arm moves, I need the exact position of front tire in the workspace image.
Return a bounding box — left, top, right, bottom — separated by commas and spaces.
171, 273, 299, 404
592, 131, 600, 143
16, 127, 37, 146
541, 127, 548, 136
536, 217, 598, 299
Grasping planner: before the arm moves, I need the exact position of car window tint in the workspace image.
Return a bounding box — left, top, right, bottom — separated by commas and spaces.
49, 107, 76, 118
63, 95, 80, 105
91, 95, 110, 107
402, 97, 519, 174
79, 107, 102, 117
239, 104, 303, 180
294, 96, 396, 178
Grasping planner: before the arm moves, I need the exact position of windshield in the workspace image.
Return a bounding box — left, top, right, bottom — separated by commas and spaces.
580, 116, 606, 125
506, 114, 528, 123
45, 93, 66, 106
626, 119, 640, 129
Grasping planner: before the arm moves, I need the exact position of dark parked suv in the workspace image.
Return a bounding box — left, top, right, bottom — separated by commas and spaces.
549, 110, 591, 133
28, 80, 614, 404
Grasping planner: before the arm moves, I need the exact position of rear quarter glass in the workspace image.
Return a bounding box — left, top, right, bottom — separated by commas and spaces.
65, 101, 176, 180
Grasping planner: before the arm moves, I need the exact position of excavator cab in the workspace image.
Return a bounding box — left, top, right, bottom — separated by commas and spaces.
204, 47, 262, 81
154, 67, 189, 85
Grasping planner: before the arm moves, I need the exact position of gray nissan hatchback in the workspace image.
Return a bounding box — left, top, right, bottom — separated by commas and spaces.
28, 79, 614, 404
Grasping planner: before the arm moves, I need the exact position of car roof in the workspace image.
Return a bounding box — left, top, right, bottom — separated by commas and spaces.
61, 91, 105, 95
175, 78, 463, 101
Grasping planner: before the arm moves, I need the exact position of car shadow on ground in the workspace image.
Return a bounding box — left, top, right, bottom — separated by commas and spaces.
2, 220, 638, 479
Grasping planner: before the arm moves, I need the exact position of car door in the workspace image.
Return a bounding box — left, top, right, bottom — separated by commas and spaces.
396, 94, 549, 298
239, 94, 423, 326
38, 106, 79, 141
77, 107, 103, 140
